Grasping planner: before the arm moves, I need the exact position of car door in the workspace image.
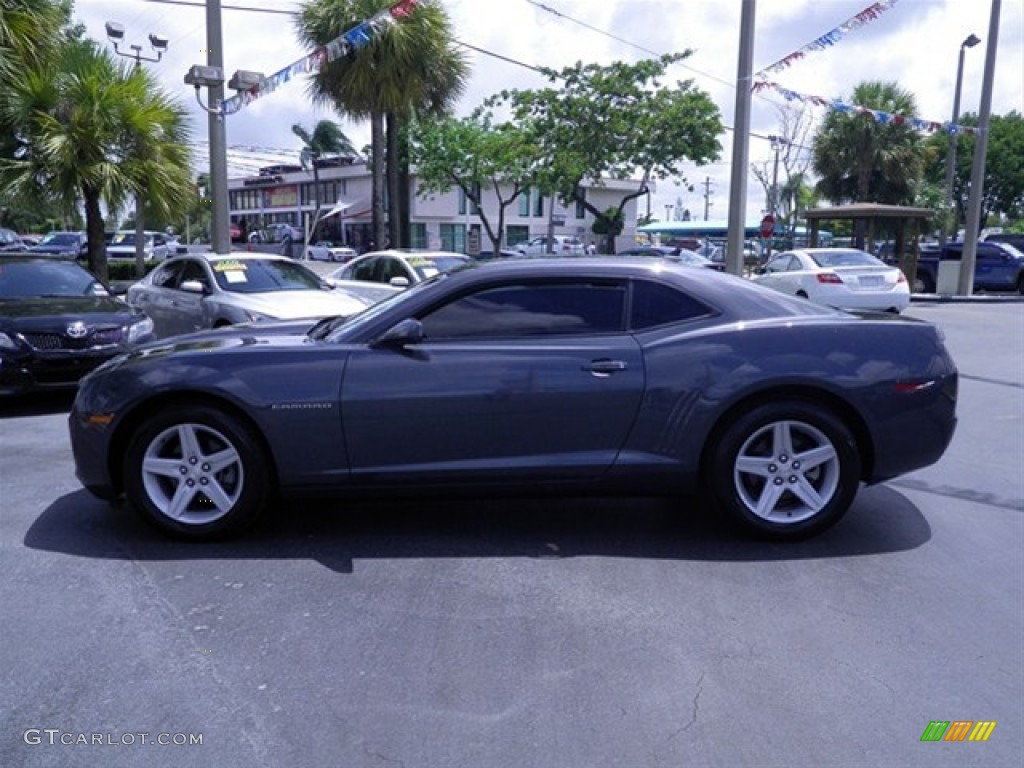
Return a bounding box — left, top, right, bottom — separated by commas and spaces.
757, 254, 796, 291
130, 261, 185, 337
975, 244, 1014, 289
340, 279, 645, 484
164, 258, 214, 336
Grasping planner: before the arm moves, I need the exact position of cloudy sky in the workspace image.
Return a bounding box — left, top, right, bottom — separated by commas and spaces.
74, 0, 1023, 221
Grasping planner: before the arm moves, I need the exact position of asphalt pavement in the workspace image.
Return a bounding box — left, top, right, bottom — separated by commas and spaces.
0, 302, 1021, 768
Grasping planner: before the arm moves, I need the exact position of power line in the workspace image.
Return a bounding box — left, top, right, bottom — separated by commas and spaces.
141, 0, 297, 15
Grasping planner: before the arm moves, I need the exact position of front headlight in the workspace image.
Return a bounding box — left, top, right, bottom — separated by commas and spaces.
126, 315, 154, 343
0, 331, 19, 351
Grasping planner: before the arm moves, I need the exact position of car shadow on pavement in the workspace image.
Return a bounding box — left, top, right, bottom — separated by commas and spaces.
0, 390, 75, 418
24, 484, 931, 574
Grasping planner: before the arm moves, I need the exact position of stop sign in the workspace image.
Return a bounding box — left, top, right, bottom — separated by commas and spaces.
760, 214, 776, 239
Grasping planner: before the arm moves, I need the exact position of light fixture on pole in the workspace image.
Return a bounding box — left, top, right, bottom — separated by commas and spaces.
184, 63, 264, 253
105, 21, 168, 67
939, 32, 981, 248
106, 20, 168, 277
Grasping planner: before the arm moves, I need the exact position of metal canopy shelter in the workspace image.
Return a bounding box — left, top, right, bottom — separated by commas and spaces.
803, 203, 933, 281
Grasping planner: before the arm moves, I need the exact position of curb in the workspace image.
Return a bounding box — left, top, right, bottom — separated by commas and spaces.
910, 293, 1024, 304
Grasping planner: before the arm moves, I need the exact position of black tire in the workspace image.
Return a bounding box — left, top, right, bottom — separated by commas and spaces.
914, 271, 935, 294
1017, 274, 1024, 296
123, 405, 271, 540
708, 400, 861, 540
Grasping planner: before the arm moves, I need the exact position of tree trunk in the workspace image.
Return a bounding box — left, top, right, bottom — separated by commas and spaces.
312, 163, 321, 241
83, 189, 108, 283
371, 111, 386, 251
386, 112, 401, 250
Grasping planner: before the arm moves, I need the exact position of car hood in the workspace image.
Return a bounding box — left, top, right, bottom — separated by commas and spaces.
223, 289, 370, 318
0, 296, 139, 330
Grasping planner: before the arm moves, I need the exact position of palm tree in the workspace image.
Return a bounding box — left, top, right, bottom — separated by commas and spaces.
292, 119, 357, 236
812, 81, 925, 206
297, 0, 468, 249
0, 40, 193, 281
0, 0, 65, 83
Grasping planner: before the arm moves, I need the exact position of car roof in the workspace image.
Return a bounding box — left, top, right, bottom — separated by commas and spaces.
359, 249, 469, 260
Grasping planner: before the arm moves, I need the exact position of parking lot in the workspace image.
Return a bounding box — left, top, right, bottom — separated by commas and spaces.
1, 302, 1021, 768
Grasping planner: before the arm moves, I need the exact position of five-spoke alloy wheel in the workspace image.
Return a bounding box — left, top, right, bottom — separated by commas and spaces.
710, 401, 861, 539
124, 406, 271, 539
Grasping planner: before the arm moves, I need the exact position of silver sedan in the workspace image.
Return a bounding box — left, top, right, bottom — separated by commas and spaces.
127, 253, 375, 339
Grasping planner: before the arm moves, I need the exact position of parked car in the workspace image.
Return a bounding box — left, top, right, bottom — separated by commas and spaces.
106, 231, 172, 261
753, 248, 910, 313
70, 257, 957, 542
306, 241, 357, 262
617, 245, 726, 271
0, 257, 154, 394
126, 253, 374, 339
331, 249, 470, 288
515, 235, 585, 256
248, 223, 304, 245
980, 230, 1024, 251
28, 231, 88, 260
910, 240, 1024, 294
0, 228, 27, 253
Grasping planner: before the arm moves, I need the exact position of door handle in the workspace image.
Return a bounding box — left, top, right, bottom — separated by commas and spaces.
584, 359, 627, 375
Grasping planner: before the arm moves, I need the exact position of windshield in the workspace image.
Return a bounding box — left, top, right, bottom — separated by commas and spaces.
39, 233, 80, 246
0, 261, 107, 298
809, 249, 884, 268
407, 255, 467, 280
317, 271, 448, 342
211, 258, 325, 294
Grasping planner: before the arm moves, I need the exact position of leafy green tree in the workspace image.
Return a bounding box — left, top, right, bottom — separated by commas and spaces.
296, 0, 468, 249
409, 110, 541, 253
490, 54, 723, 253
812, 81, 924, 206
923, 111, 1024, 230
292, 119, 357, 233
0, 41, 193, 281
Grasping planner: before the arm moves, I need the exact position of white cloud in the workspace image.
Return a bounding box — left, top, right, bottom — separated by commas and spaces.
75, 0, 1023, 220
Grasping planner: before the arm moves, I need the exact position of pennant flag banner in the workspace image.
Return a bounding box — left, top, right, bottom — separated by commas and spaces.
221, 0, 419, 115
756, 0, 901, 80
752, 80, 978, 136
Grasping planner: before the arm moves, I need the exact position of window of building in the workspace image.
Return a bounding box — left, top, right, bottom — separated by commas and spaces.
518, 191, 530, 217
410, 223, 427, 249
440, 223, 465, 253
575, 191, 586, 219
506, 225, 529, 247
533, 188, 545, 218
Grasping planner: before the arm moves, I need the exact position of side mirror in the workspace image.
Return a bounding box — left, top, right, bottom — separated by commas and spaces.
371, 318, 424, 349
180, 279, 207, 295
389, 276, 410, 288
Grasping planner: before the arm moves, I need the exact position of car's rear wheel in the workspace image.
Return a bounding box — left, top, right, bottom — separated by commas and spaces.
123, 406, 271, 540
709, 401, 861, 539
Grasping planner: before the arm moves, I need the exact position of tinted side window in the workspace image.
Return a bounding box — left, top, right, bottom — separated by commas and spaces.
351, 257, 378, 281
421, 283, 626, 340
177, 260, 210, 290
630, 280, 711, 331
150, 262, 184, 288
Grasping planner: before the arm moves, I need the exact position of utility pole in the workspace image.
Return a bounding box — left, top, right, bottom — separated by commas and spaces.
703, 177, 713, 221
957, 0, 1001, 295
766, 135, 786, 259
207, 0, 230, 254
726, 0, 756, 276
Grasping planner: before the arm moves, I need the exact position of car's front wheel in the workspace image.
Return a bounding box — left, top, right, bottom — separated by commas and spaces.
123, 405, 271, 540
709, 401, 861, 539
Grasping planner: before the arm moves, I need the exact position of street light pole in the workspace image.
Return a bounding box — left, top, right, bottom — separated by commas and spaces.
206, 0, 230, 254
766, 135, 786, 259
106, 22, 168, 277
940, 33, 981, 249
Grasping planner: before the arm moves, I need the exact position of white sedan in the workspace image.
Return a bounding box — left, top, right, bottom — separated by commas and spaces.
330, 249, 470, 288
752, 248, 910, 313
306, 241, 357, 262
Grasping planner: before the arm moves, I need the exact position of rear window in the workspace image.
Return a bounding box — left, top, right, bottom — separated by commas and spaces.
630, 280, 711, 330
809, 250, 882, 268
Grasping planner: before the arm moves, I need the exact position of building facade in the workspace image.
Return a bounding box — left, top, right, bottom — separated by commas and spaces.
227, 159, 648, 254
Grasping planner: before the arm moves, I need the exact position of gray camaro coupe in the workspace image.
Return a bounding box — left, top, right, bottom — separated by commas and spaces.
69, 258, 957, 541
